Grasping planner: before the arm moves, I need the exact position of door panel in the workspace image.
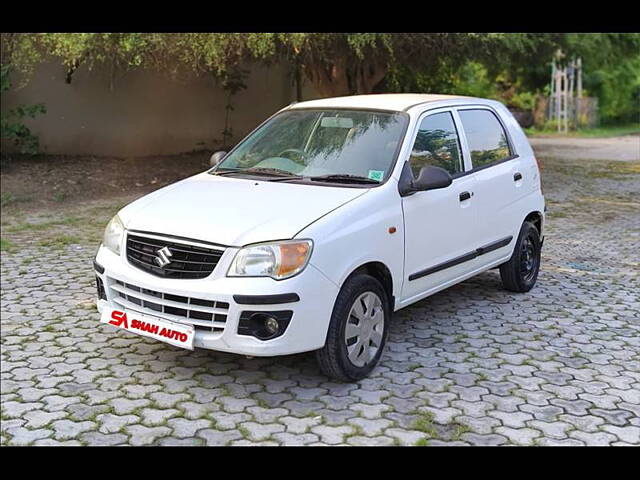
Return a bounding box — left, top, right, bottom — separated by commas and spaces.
401, 174, 478, 301
457, 108, 521, 266
470, 159, 523, 265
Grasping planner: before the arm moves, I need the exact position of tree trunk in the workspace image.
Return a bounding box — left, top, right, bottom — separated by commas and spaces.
302, 56, 388, 97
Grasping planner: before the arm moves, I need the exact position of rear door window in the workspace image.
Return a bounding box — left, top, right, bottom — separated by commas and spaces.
458, 109, 512, 169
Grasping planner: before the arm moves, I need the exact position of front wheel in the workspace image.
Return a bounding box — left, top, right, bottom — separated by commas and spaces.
499, 221, 541, 293
316, 274, 389, 382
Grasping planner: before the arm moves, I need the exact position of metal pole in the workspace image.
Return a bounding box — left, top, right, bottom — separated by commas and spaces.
568, 60, 575, 130
550, 61, 556, 122
576, 57, 583, 128
556, 66, 562, 131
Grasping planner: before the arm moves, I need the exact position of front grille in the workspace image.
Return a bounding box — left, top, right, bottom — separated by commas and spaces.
126, 233, 224, 279
109, 279, 229, 332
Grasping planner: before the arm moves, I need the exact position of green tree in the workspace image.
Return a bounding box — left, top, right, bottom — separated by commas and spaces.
1, 33, 564, 97
0, 38, 47, 154
3, 33, 638, 128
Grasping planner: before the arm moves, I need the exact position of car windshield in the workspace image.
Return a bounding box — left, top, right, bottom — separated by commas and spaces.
212, 109, 408, 184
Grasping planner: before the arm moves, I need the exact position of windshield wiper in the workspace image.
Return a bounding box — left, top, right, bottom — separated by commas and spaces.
212, 167, 301, 179
211, 169, 243, 176
309, 174, 381, 185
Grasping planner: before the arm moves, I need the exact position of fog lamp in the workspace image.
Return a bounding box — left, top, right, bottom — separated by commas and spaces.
264, 316, 279, 335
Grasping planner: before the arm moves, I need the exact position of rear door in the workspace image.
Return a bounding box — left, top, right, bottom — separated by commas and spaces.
456, 107, 523, 267
400, 108, 478, 303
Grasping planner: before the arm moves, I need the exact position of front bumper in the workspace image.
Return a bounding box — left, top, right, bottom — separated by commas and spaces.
94, 243, 339, 357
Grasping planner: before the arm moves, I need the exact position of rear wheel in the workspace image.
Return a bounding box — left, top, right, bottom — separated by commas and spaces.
499, 221, 541, 293
316, 274, 389, 382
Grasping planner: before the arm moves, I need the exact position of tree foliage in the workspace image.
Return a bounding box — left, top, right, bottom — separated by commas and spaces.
1, 33, 638, 128
0, 64, 46, 154
0, 33, 572, 95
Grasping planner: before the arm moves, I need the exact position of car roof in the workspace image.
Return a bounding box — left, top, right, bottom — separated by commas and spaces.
286, 93, 481, 113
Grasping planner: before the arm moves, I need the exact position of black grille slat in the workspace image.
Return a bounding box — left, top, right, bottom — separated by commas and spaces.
129, 238, 220, 257
129, 244, 219, 260
129, 248, 215, 266
109, 278, 229, 332
126, 234, 223, 279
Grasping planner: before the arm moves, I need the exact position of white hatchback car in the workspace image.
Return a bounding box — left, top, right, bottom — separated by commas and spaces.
95, 94, 545, 381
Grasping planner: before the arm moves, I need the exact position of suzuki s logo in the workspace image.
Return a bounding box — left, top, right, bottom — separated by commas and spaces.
154, 246, 173, 267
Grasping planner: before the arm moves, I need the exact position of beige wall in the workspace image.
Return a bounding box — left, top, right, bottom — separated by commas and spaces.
2, 61, 321, 157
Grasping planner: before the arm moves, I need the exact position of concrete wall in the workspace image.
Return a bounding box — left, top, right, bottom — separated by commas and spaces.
2, 61, 321, 157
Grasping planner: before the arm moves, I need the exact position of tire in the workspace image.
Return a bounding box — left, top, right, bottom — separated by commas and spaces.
499, 221, 542, 293
315, 274, 390, 382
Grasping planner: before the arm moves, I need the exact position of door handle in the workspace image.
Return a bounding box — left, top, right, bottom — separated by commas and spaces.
459, 191, 472, 202
514, 172, 523, 181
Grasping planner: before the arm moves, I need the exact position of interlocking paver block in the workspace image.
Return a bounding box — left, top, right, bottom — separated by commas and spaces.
209, 412, 252, 430
126, 425, 172, 446
167, 418, 212, 438
109, 398, 150, 415
272, 432, 319, 445
240, 422, 285, 441
280, 416, 322, 434
527, 420, 572, 439
348, 418, 393, 436
140, 408, 180, 426
494, 427, 542, 445
197, 429, 243, 446
311, 425, 353, 445
51, 420, 97, 440
6, 427, 53, 446
96, 413, 140, 434
80, 432, 128, 445
490, 410, 534, 428
23, 410, 68, 428
460, 433, 508, 446
568, 430, 618, 446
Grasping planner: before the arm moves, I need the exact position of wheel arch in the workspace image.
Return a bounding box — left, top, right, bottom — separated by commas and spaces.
345, 261, 395, 311
524, 210, 543, 236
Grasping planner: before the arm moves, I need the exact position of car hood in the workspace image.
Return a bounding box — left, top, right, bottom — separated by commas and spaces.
119, 172, 369, 247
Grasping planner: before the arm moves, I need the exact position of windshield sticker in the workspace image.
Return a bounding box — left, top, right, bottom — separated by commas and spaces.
368, 170, 384, 182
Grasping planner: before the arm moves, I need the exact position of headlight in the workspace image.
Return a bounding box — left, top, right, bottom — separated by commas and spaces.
103, 215, 125, 255
228, 240, 313, 280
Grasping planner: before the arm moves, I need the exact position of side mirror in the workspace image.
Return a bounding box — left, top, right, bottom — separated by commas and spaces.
398, 163, 453, 197
209, 151, 227, 167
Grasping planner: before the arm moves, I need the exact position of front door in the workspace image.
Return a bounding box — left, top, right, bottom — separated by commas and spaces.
400, 109, 478, 304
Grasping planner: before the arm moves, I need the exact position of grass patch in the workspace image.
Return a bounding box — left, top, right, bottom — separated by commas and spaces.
0, 192, 33, 208
525, 123, 640, 138
1, 238, 17, 252
237, 426, 250, 440
413, 411, 438, 438
5, 216, 84, 233
451, 423, 471, 441
1, 192, 16, 207
414, 436, 430, 446
53, 192, 69, 202
38, 234, 82, 248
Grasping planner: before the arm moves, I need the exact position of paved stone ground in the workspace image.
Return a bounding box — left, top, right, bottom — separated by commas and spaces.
1, 153, 639, 446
